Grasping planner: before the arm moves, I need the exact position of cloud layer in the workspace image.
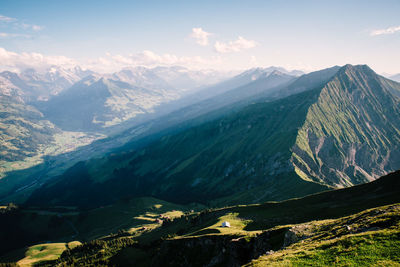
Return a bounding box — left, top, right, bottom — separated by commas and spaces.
0, 15, 16, 22
0, 47, 77, 72
214, 36, 258, 53
0, 47, 223, 73
190, 28, 212, 46
370, 25, 400, 36
0, 33, 31, 38
87, 50, 222, 72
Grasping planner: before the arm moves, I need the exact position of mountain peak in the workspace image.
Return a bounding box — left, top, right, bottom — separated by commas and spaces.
339, 64, 374, 75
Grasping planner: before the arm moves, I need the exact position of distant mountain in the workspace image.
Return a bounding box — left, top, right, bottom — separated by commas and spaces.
390, 73, 400, 82
0, 74, 105, 182
36, 66, 294, 132
251, 66, 304, 77
149, 67, 301, 120
150, 66, 235, 93
112, 66, 234, 94
141, 70, 296, 138
111, 67, 175, 92
25, 64, 400, 209
183, 66, 302, 103
37, 74, 181, 131
0, 66, 93, 102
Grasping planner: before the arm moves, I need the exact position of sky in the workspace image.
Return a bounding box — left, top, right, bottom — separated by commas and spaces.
0, 0, 399, 74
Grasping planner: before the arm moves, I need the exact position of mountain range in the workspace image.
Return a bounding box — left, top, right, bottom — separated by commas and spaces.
19, 64, 400, 209
0, 66, 302, 184
0, 66, 240, 179
1, 63, 400, 266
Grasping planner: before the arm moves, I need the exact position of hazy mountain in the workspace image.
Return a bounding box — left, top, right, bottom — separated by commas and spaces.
25, 65, 400, 209
38, 75, 180, 131
147, 67, 301, 123
35, 66, 293, 133
182, 66, 302, 103
111, 66, 234, 94
111, 67, 174, 92
259, 66, 304, 76
0, 76, 104, 181
389, 73, 400, 82
0, 66, 93, 102
150, 66, 235, 93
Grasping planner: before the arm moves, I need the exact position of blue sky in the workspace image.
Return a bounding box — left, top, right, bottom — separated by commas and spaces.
0, 0, 399, 73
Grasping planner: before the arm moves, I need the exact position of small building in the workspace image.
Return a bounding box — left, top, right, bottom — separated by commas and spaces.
221, 221, 231, 227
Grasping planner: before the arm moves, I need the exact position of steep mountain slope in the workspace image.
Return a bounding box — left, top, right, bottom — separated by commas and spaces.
171, 67, 300, 106
0, 76, 59, 176
26, 87, 330, 208
292, 65, 400, 187
0, 66, 302, 203
390, 73, 400, 82
277, 65, 340, 97
141, 70, 296, 137
37, 67, 234, 132
119, 66, 338, 146
25, 65, 400, 209
0, 95, 57, 165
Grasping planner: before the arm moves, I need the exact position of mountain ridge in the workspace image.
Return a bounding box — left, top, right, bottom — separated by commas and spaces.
25, 64, 400, 209
292, 64, 400, 187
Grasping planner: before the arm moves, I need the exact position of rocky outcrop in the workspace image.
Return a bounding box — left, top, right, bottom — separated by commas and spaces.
152, 228, 288, 267
292, 65, 400, 187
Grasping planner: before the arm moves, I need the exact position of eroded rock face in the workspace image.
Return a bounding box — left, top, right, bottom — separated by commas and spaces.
292, 65, 400, 188
283, 224, 313, 247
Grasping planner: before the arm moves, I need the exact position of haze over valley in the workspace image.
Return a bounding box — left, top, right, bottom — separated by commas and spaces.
1, 1, 400, 266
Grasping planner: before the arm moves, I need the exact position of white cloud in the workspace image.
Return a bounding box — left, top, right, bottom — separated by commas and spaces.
0, 14, 43, 34
0, 47, 77, 72
214, 36, 258, 53
21, 23, 43, 31
0, 15, 16, 22
0, 32, 31, 38
86, 50, 223, 73
370, 25, 400, 36
190, 27, 212, 46
0, 47, 224, 74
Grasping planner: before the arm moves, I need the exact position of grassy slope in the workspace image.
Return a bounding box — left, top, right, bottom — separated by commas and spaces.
0, 197, 202, 259
247, 205, 400, 266
17, 242, 81, 267
30, 170, 400, 266
26, 65, 400, 210
0, 96, 57, 174
27, 88, 329, 209
292, 65, 400, 187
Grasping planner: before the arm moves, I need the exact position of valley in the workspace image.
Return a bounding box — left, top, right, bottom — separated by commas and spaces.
1, 2, 399, 266
1, 170, 398, 266
1, 63, 400, 266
